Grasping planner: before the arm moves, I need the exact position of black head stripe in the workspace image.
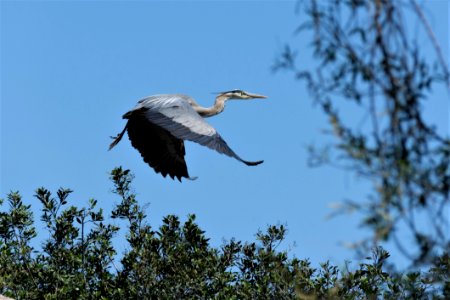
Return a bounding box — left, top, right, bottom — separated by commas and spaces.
224, 89, 243, 94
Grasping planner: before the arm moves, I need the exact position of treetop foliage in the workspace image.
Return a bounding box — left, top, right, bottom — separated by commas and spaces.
1, 167, 449, 299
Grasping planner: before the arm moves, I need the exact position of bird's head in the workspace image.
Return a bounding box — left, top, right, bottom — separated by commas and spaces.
218, 89, 267, 100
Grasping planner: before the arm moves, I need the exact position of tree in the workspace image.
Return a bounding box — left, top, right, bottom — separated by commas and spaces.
274, 0, 449, 267
0, 168, 448, 299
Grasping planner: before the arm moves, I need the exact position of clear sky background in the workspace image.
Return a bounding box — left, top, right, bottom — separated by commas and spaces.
1, 1, 448, 269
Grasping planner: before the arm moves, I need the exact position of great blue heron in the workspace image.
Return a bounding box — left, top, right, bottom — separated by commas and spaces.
109, 90, 267, 181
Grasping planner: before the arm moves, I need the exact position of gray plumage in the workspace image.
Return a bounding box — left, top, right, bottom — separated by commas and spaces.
109, 90, 266, 181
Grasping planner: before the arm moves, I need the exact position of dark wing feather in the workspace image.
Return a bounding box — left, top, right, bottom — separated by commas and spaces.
126, 115, 190, 181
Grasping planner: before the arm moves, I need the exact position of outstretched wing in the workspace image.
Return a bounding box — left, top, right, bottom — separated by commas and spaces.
127, 94, 263, 166
126, 115, 191, 181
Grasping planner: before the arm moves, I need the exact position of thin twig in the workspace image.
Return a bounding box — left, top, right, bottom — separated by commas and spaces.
411, 0, 450, 89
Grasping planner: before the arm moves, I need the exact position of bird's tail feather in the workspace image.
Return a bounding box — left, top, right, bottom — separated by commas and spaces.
108, 125, 128, 150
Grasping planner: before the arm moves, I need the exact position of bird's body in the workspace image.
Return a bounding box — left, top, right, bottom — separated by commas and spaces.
109, 90, 266, 181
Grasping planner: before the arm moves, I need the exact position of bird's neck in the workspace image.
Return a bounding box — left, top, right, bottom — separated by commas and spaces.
195, 95, 229, 118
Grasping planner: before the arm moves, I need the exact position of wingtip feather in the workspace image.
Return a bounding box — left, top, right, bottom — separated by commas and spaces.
243, 160, 264, 166
108, 125, 128, 151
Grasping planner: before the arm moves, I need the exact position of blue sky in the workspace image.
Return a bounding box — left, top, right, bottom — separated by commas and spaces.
1, 1, 448, 269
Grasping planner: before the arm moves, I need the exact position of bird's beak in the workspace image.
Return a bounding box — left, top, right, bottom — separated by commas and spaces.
247, 92, 267, 99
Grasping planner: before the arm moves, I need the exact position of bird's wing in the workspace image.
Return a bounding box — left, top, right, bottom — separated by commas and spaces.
126, 114, 191, 181
128, 95, 262, 166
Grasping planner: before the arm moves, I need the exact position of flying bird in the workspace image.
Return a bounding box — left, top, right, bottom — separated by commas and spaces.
109, 90, 266, 181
